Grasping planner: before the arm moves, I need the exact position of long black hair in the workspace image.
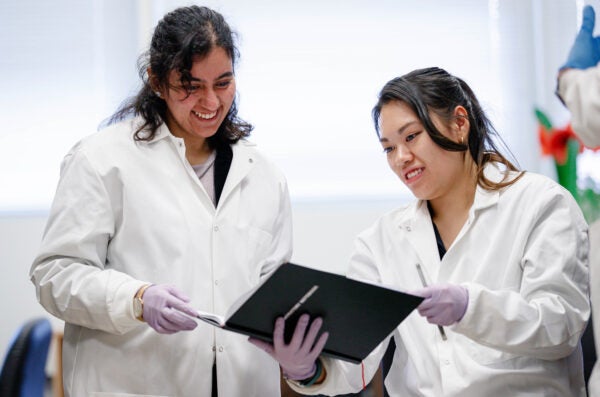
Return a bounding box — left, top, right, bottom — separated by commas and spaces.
372, 67, 523, 190
107, 5, 252, 148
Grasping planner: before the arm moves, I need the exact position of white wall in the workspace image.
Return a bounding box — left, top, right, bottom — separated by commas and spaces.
2, 0, 588, 213
0, 215, 55, 353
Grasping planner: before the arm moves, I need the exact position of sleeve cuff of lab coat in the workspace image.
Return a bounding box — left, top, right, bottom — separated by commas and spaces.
109, 277, 151, 334
450, 282, 479, 334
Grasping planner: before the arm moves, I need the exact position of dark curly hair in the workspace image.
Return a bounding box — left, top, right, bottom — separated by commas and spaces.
107, 5, 252, 148
372, 67, 523, 190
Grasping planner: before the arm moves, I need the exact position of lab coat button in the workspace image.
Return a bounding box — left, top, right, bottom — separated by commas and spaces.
443, 359, 450, 365
214, 280, 219, 286
213, 226, 219, 232
212, 346, 216, 352
218, 346, 224, 352
406, 226, 411, 231
249, 158, 253, 163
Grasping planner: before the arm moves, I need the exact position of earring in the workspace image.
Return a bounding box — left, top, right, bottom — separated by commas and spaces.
154, 91, 162, 98
460, 135, 465, 144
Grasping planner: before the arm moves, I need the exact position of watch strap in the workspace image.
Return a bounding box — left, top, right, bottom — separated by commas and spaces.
134, 284, 152, 322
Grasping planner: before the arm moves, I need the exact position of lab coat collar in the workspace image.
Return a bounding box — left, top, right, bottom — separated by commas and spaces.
398, 162, 506, 228
138, 121, 172, 144
134, 121, 257, 154
472, 162, 516, 212
133, 118, 259, 209
123, 117, 171, 144
395, 162, 508, 281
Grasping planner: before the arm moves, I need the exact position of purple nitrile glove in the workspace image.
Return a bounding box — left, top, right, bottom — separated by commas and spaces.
562, 5, 600, 70
142, 284, 198, 334
412, 284, 469, 326
248, 314, 329, 380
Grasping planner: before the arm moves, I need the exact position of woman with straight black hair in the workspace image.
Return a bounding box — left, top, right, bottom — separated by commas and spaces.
251, 67, 590, 396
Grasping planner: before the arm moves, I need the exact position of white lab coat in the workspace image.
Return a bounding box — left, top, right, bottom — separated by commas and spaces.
588, 220, 600, 397
558, 65, 600, 148
290, 165, 590, 397
30, 117, 293, 397
558, 65, 600, 396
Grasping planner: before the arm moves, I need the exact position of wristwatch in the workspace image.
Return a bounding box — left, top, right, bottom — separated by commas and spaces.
133, 284, 152, 322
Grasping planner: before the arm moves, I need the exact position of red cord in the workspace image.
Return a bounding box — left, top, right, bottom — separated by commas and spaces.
361, 362, 366, 390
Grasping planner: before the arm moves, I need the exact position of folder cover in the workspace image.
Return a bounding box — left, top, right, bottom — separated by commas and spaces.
196, 262, 423, 364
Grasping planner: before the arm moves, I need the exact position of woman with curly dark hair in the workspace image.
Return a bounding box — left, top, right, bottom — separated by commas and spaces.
31, 6, 292, 396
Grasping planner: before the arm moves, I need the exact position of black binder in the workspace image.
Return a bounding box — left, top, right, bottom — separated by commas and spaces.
195, 262, 423, 364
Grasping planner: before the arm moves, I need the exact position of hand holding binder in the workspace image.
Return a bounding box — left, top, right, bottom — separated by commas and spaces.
194, 262, 423, 363
249, 314, 329, 380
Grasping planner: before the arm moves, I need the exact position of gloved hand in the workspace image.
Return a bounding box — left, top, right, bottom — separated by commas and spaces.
412, 284, 469, 326
562, 5, 600, 70
142, 284, 198, 334
248, 314, 329, 380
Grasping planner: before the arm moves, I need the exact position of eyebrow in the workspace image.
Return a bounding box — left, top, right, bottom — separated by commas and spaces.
189, 71, 234, 82
379, 120, 419, 142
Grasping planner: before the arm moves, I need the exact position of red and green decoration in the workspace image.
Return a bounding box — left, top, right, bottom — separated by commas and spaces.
536, 108, 600, 224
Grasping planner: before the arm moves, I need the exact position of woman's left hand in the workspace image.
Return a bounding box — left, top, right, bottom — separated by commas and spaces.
248, 314, 329, 380
412, 284, 469, 326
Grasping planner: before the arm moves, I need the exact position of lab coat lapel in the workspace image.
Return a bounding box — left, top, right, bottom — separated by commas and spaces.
445, 167, 501, 252
217, 141, 255, 207
400, 200, 441, 283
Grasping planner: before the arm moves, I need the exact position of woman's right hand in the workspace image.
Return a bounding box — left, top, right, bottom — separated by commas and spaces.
248, 314, 329, 380
142, 284, 198, 334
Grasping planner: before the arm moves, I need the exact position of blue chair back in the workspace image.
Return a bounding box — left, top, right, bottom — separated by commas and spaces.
0, 318, 52, 397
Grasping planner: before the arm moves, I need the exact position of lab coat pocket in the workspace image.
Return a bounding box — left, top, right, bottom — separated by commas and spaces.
460, 337, 519, 366
245, 226, 273, 282
91, 393, 169, 397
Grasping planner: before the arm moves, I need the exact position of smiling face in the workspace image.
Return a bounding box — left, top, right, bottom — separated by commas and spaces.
379, 100, 472, 202
160, 47, 236, 148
